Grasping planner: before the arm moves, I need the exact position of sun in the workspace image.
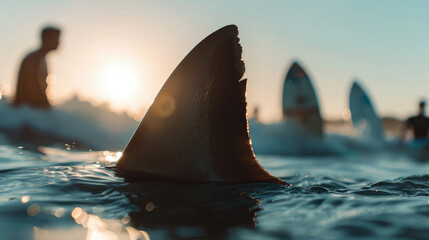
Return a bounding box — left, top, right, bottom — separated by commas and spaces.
97, 61, 140, 108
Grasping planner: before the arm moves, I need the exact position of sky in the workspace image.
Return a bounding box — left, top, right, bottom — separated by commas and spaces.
0, 0, 428, 121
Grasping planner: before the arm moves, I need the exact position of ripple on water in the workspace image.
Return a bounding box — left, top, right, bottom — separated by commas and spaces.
2, 148, 429, 239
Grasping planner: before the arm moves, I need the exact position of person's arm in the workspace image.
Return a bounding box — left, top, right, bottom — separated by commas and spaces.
39, 61, 50, 108
14, 58, 32, 105
34, 58, 50, 108
38, 74, 50, 108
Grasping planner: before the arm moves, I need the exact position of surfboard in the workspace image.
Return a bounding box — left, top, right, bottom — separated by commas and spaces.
349, 81, 384, 140
282, 62, 323, 136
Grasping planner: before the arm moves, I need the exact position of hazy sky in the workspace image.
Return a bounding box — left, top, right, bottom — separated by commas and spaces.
1, 0, 428, 121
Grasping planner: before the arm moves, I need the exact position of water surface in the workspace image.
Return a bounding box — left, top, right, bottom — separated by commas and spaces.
1, 145, 429, 240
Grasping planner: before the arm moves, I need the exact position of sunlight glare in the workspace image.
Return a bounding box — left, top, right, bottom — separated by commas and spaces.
98, 61, 140, 108
69, 207, 151, 240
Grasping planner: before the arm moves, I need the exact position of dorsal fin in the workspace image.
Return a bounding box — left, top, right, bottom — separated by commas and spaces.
117, 25, 285, 184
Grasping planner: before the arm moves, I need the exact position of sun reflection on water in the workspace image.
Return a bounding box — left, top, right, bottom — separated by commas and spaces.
71, 207, 150, 240
21, 195, 30, 203
33, 207, 150, 240
99, 151, 123, 164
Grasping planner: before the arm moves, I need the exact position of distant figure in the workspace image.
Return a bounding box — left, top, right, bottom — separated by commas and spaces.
401, 101, 429, 140
252, 106, 259, 121
13, 26, 60, 109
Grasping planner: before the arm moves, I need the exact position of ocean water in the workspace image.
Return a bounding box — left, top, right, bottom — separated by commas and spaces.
1, 102, 429, 240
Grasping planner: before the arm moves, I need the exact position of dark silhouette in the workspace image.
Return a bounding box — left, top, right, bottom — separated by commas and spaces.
116, 25, 286, 185
401, 101, 429, 140
13, 26, 60, 109
252, 106, 259, 121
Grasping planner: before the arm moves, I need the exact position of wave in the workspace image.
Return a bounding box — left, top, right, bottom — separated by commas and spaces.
0, 97, 138, 150
0, 96, 414, 157
249, 119, 389, 156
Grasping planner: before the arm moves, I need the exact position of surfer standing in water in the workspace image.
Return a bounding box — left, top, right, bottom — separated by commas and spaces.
401, 100, 429, 141
252, 106, 260, 122
13, 26, 61, 109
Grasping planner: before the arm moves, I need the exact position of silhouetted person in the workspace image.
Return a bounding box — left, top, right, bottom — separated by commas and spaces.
252, 106, 259, 121
13, 26, 60, 109
401, 101, 429, 140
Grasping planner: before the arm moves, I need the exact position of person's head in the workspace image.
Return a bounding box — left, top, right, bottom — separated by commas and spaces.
419, 100, 426, 115
41, 26, 60, 52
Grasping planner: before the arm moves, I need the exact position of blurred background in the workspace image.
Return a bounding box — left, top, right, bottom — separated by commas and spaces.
1, 0, 428, 123
3, 2, 429, 240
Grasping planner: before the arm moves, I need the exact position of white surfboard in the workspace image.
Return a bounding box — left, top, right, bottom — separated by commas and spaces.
349, 81, 384, 140
282, 62, 323, 136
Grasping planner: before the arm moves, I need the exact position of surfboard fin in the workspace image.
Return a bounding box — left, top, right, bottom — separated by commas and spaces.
117, 25, 286, 185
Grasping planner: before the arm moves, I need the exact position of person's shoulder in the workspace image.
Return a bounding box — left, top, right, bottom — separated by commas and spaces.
22, 50, 40, 63
407, 116, 417, 121
405, 116, 417, 124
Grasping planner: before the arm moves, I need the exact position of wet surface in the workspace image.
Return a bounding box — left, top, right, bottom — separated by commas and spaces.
1, 146, 429, 239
